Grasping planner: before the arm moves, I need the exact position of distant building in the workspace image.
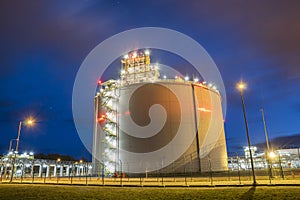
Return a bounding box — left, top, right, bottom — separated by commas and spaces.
228, 146, 300, 170
0, 151, 92, 178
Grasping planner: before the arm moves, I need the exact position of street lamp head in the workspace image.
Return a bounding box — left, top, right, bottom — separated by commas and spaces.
57, 158, 61, 162
236, 81, 246, 92
25, 118, 35, 126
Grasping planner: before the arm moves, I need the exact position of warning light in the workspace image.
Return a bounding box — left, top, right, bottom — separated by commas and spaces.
98, 114, 106, 122
98, 80, 102, 85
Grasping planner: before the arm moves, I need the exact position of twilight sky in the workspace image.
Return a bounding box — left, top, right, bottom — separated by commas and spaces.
1, 0, 300, 160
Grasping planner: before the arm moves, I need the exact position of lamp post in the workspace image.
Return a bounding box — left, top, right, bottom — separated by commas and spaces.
10, 118, 35, 183
9, 139, 17, 152
16, 118, 34, 152
260, 108, 273, 179
236, 81, 257, 185
260, 108, 271, 151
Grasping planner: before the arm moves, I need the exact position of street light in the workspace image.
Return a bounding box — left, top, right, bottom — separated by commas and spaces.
10, 117, 35, 183
16, 117, 35, 152
236, 81, 257, 185
269, 151, 276, 159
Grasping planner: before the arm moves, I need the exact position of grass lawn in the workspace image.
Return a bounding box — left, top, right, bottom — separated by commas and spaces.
0, 184, 299, 200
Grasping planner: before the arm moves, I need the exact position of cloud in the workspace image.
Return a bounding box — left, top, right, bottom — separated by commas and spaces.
176, 1, 300, 80
255, 133, 300, 150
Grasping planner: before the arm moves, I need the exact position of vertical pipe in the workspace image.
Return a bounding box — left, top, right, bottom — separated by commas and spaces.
16, 121, 22, 152
191, 84, 201, 173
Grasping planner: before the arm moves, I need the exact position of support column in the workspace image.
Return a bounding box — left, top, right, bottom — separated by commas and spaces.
54, 165, 57, 177
76, 167, 79, 176
60, 165, 63, 177
66, 166, 70, 176
46, 166, 50, 177
38, 165, 42, 177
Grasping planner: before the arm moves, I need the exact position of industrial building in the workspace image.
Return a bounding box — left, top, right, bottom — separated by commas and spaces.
92, 50, 228, 175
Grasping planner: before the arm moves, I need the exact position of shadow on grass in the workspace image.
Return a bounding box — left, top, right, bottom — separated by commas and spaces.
240, 186, 256, 200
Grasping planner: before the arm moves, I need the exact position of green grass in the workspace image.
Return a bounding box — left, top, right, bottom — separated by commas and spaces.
0, 184, 300, 200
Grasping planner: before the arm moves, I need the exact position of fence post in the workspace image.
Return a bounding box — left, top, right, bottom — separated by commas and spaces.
278, 154, 284, 180
86, 162, 88, 185
209, 158, 213, 185
236, 154, 241, 185
101, 161, 104, 185
31, 159, 35, 184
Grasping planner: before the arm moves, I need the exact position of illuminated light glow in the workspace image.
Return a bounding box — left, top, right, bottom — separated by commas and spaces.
144, 50, 150, 55
208, 83, 212, 87
163, 75, 167, 79
185, 76, 189, 81
203, 81, 207, 84
26, 117, 35, 126
132, 52, 137, 58
98, 114, 106, 122
269, 151, 276, 159
98, 80, 102, 85
194, 78, 199, 82
237, 81, 246, 92
197, 107, 211, 112
124, 54, 129, 59
121, 70, 125, 74
212, 86, 217, 90
175, 76, 178, 79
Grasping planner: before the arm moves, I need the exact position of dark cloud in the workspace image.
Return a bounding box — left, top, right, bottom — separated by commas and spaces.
255, 133, 300, 150
177, 0, 300, 80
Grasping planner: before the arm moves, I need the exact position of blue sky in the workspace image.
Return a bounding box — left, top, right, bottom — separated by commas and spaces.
1, 0, 300, 159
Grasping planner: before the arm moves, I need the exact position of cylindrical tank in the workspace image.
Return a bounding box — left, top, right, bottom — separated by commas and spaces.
115, 81, 227, 173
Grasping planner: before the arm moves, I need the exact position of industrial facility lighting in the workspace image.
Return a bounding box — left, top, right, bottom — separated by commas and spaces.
123, 54, 129, 59
269, 151, 276, 159
163, 75, 167, 79
144, 50, 150, 55
185, 76, 189, 81
132, 52, 137, 58
194, 78, 199, 82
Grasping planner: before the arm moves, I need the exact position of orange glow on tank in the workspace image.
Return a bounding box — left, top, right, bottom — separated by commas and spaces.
198, 107, 211, 113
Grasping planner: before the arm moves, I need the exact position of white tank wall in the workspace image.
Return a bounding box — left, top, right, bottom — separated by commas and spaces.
92, 81, 228, 174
